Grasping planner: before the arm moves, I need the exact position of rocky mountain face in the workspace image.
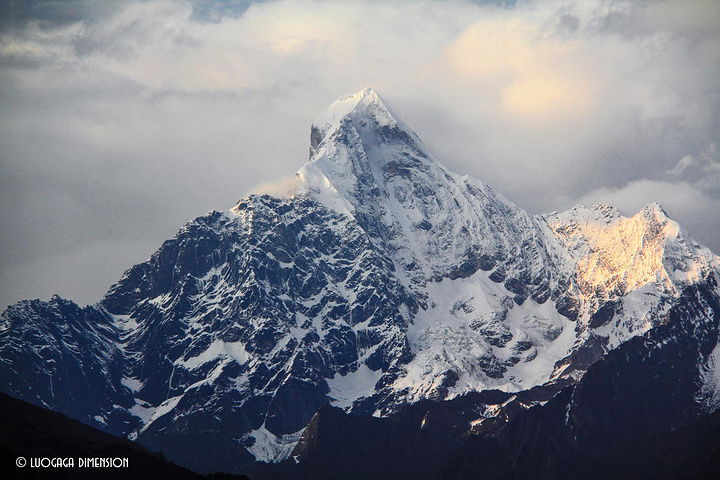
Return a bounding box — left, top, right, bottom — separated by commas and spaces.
260, 277, 720, 480
2, 88, 719, 477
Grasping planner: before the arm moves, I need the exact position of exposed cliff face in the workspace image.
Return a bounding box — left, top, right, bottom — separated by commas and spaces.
253, 278, 720, 480
1, 88, 719, 475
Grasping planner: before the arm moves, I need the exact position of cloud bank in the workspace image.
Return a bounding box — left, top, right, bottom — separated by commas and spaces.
1, 0, 718, 308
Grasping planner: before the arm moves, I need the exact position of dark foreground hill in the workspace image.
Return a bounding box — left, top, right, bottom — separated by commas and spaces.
0, 392, 248, 480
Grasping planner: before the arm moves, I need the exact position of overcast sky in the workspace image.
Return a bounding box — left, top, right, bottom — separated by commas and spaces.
1, 0, 719, 309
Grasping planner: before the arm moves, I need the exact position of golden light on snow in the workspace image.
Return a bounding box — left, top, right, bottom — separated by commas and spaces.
547, 206, 676, 299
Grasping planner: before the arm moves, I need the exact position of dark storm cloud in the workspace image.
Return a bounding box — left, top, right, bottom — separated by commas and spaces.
0, 0, 86, 29
0, 0, 124, 31
187, 0, 272, 21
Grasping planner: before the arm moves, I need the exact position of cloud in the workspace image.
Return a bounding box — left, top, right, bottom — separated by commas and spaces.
667, 155, 697, 177
247, 175, 299, 198
442, 13, 597, 119
1, 0, 719, 308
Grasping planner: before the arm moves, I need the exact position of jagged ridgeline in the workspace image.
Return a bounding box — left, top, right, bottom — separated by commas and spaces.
2, 88, 720, 477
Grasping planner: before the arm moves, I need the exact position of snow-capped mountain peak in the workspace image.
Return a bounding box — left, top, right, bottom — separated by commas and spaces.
298, 87, 432, 213
309, 87, 417, 153
297, 89, 548, 290
543, 201, 718, 302
2, 89, 720, 475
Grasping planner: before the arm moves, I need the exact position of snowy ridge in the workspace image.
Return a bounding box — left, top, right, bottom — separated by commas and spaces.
541, 203, 720, 351
296, 89, 720, 413
2, 88, 720, 472
543, 202, 718, 302
310, 88, 402, 147
299, 88, 550, 292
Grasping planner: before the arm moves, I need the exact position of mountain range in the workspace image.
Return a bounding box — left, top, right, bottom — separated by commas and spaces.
2, 88, 719, 478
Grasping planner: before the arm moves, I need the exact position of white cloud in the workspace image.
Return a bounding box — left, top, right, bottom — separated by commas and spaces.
667, 155, 697, 177
247, 175, 299, 197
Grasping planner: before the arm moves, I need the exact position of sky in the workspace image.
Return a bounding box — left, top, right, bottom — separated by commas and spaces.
0, 0, 719, 309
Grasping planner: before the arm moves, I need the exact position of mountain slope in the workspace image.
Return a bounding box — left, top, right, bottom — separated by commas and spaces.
0, 392, 248, 480
256, 278, 720, 480
1, 88, 719, 475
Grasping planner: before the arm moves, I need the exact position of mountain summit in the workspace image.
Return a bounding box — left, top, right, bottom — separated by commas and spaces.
299, 89, 550, 291
2, 88, 719, 477
308, 87, 411, 152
